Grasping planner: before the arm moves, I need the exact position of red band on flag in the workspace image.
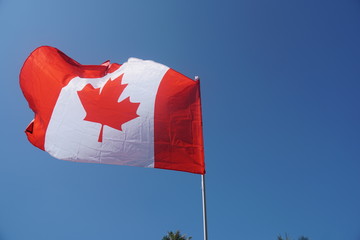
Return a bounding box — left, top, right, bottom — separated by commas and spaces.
154, 69, 205, 174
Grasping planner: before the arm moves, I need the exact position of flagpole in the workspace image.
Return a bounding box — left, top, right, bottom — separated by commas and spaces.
201, 174, 208, 240
194, 75, 208, 240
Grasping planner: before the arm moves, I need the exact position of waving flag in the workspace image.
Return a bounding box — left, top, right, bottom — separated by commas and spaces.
20, 46, 205, 174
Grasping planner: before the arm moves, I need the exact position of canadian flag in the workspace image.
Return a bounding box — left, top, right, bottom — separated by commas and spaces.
20, 46, 205, 174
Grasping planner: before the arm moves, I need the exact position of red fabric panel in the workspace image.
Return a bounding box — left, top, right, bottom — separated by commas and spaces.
154, 69, 205, 174
20, 46, 120, 150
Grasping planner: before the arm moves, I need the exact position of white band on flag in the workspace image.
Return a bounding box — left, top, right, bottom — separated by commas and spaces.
45, 58, 169, 168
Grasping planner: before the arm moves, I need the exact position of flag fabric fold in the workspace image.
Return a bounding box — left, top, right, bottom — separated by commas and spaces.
20, 46, 205, 174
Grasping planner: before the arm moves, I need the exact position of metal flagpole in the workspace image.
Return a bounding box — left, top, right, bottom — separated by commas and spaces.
201, 174, 208, 240
195, 75, 207, 240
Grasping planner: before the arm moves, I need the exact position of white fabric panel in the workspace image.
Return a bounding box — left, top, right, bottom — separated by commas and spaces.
45, 58, 169, 167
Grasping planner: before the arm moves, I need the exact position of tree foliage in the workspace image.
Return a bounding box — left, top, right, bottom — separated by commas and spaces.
162, 230, 192, 240
278, 233, 309, 240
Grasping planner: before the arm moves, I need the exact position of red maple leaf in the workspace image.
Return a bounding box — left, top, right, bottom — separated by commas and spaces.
77, 74, 140, 142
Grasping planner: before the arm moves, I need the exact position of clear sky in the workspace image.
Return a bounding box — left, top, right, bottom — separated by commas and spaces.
1, 0, 360, 239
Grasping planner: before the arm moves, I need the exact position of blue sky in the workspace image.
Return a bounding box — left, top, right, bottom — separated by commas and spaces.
1, 0, 360, 239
